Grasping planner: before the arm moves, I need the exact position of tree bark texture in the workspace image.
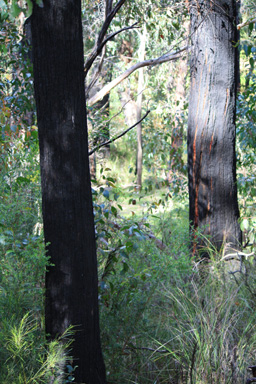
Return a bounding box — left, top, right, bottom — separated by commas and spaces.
31, 1, 106, 382
188, 0, 242, 254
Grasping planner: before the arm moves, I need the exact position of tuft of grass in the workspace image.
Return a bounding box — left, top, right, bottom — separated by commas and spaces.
0, 313, 75, 384
150, 248, 256, 384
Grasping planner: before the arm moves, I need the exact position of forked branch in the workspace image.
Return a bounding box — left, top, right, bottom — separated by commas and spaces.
85, 22, 140, 86
84, 0, 128, 77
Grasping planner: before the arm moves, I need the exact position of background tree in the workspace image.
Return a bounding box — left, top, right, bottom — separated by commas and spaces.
30, 1, 106, 382
85, 0, 188, 188
136, 24, 146, 190
187, 0, 242, 255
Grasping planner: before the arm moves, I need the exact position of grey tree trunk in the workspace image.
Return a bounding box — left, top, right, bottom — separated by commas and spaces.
31, 1, 106, 382
187, 0, 242, 255
136, 25, 146, 190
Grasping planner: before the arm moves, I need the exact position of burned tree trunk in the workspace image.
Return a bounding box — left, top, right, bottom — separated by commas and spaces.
187, 0, 242, 254
31, 1, 106, 382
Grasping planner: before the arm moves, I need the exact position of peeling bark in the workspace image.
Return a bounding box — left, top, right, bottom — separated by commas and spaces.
188, 0, 242, 255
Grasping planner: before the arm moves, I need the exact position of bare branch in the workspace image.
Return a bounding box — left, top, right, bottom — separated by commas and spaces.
88, 110, 150, 156
104, 22, 140, 46
98, 0, 127, 43
85, 46, 106, 96
88, 46, 188, 106
237, 17, 256, 30
85, 22, 139, 79
221, 251, 255, 261
105, 0, 113, 17
84, 0, 128, 77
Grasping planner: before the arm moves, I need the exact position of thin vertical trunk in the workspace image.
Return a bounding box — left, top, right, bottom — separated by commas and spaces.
169, 55, 187, 173
187, 0, 241, 255
136, 25, 146, 190
31, 1, 106, 382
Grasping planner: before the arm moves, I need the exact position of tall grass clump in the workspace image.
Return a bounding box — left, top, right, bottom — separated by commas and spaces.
0, 136, 75, 383
152, 249, 256, 384
98, 196, 256, 383
0, 313, 75, 384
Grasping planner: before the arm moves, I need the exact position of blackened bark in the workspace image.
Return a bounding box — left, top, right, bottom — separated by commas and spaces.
188, 0, 242, 254
31, 1, 106, 383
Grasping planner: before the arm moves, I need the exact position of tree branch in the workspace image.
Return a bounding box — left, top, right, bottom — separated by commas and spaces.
84, 0, 128, 77
87, 46, 188, 106
85, 22, 140, 86
105, 0, 113, 17
237, 17, 256, 30
88, 110, 150, 156
85, 46, 106, 96
98, 0, 127, 43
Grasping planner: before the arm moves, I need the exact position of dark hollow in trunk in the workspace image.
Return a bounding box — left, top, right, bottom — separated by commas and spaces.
31, 1, 106, 382
187, 0, 242, 255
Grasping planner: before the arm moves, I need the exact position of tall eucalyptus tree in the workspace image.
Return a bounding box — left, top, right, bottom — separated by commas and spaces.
31, 1, 106, 382
187, 0, 242, 254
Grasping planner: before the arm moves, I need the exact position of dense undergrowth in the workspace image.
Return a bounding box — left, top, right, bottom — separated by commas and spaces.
1, 132, 256, 383
94, 149, 256, 383
0, 137, 75, 383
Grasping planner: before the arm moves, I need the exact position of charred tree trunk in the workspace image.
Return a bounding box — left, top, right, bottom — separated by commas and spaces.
31, 1, 106, 383
187, 0, 242, 255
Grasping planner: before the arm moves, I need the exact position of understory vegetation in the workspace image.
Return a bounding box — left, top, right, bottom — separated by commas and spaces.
1, 0, 256, 383
1, 135, 256, 383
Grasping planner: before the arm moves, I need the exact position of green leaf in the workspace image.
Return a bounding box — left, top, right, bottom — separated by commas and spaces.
249, 57, 254, 70
243, 44, 251, 57
125, 241, 133, 252
141, 273, 146, 281
103, 189, 109, 199
36, 0, 44, 7
111, 206, 117, 216
16, 176, 30, 185
0, 0, 7, 15
0, 235, 6, 245
107, 177, 116, 183
11, 0, 22, 17
122, 262, 129, 273
26, 0, 33, 17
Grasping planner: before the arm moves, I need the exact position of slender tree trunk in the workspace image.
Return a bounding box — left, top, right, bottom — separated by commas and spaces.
187, 0, 242, 255
88, 64, 112, 181
31, 1, 106, 383
169, 54, 187, 173
136, 25, 146, 190
93, 62, 113, 156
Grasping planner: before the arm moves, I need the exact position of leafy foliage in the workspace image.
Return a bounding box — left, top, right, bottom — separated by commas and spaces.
237, 27, 256, 251
1, 0, 256, 382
